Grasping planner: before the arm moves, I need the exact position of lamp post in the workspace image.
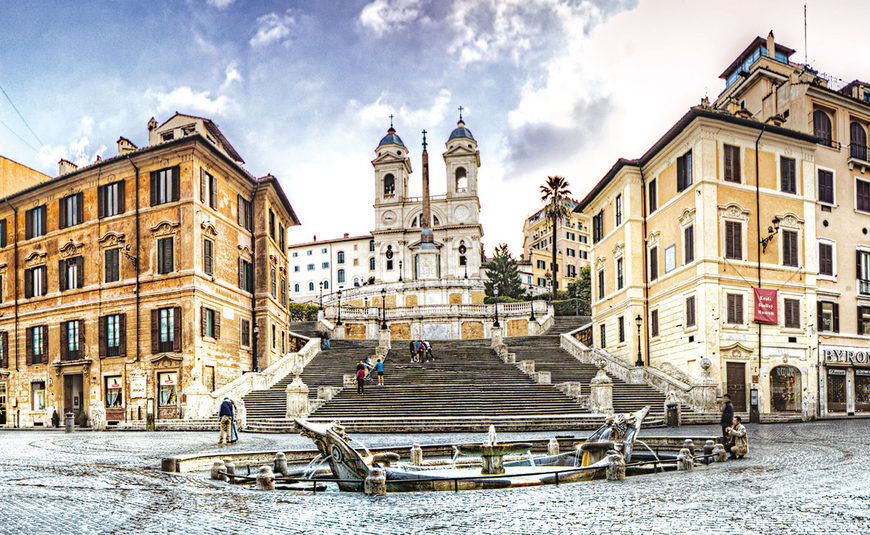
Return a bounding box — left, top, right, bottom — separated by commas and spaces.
380, 287, 387, 330
635, 314, 644, 367
399, 260, 403, 282
336, 289, 343, 325
546, 275, 552, 307
319, 281, 323, 310
252, 322, 260, 372
493, 284, 500, 328
574, 283, 579, 316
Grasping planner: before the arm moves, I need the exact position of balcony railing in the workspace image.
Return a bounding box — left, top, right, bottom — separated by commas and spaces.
860, 278, 870, 296
850, 144, 869, 163
817, 138, 841, 150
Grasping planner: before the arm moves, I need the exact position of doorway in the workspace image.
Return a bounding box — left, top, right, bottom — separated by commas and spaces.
63, 374, 84, 422
826, 369, 847, 413
726, 362, 747, 412
0, 383, 6, 425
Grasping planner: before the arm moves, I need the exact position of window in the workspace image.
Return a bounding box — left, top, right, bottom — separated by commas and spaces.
337, 251, 345, 264
105, 376, 123, 408
153, 307, 181, 353
579, 235, 588, 244
384, 173, 395, 196
202, 238, 214, 276
724, 144, 741, 183
307, 250, 312, 256
851, 121, 868, 161
100, 314, 125, 358
726, 294, 743, 325
597, 269, 605, 299
780, 157, 796, 194
818, 242, 833, 276
860, 306, 870, 335
279, 224, 285, 251
858, 178, 870, 213
677, 151, 693, 192
537, 260, 546, 269
386, 260, 393, 271
566, 232, 576, 241
648, 179, 657, 213
25, 205, 46, 239
321, 248, 328, 254
32, 381, 45, 410
59, 256, 84, 291
241, 318, 251, 348
27, 325, 47, 365
455, 167, 468, 192
200, 169, 217, 209
59, 192, 84, 229
579, 251, 588, 260
292, 252, 298, 257
650, 310, 659, 337
269, 209, 276, 241
0, 332, 6, 368
818, 169, 834, 205
294, 266, 300, 272
782, 230, 799, 267
684, 225, 694, 264
61, 319, 82, 361
686, 296, 696, 328
617, 258, 624, 290
599, 324, 606, 348
818, 302, 838, 332
271, 267, 277, 298
784, 298, 800, 328
272, 324, 276, 349
24, 266, 47, 298
98, 180, 125, 218
615, 194, 622, 226
150, 166, 179, 206
307, 264, 314, 271
201, 307, 220, 339
369, 240, 375, 252
308, 282, 314, 291
592, 211, 604, 243
567, 265, 576, 278
725, 221, 742, 260
649, 246, 658, 281
323, 280, 329, 290
281, 278, 287, 306
664, 244, 676, 274
369, 257, 375, 271
237, 195, 253, 231
157, 372, 177, 407
239, 259, 253, 292
813, 110, 833, 146
157, 237, 174, 274
567, 249, 576, 257
0, 218, 6, 248
618, 316, 625, 343
105, 248, 120, 283
322, 262, 329, 269
294, 283, 299, 292
338, 269, 345, 283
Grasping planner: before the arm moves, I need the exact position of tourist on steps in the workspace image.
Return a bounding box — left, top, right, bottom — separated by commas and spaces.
376, 358, 385, 386
409, 340, 417, 363
720, 394, 735, 448
726, 416, 748, 459
364, 354, 375, 381
217, 397, 234, 445
356, 361, 366, 394
424, 340, 434, 362
416, 340, 425, 363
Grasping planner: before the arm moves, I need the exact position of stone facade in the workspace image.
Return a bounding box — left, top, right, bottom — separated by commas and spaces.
521, 200, 590, 292
0, 113, 298, 427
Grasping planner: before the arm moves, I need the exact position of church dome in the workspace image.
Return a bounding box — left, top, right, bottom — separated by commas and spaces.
448, 120, 475, 142
378, 127, 406, 148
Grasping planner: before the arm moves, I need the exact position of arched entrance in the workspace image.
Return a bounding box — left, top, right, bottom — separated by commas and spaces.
770, 365, 801, 412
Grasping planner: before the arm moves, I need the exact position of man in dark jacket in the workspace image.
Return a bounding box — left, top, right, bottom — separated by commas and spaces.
720, 394, 735, 447
218, 397, 234, 445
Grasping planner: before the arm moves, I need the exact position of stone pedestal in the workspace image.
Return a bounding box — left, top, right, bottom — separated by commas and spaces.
535, 371, 551, 385
589, 359, 614, 415
491, 327, 504, 348
285, 374, 310, 418
256, 466, 275, 490
560, 382, 583, 399
691, 358, 721, 412
211, 461, 227, 481
547, 438, 559, 457
317, 386, 341, 402
518, 360, 535, 374
677, 448, 694, 471
410, 444, 423, 466
378, 328, 391, 352
504, 353, 516, 364
712, 443, 727, 462
223, 459, 236, 480
416, 244, 439, 281
274, 452, 289, 476
801, 391, 816, 422
682, 439, 695, 456
606, 454, 625, 481
364, 468, 387, 495
89, 403, 107, 432
343, 374, 356, 387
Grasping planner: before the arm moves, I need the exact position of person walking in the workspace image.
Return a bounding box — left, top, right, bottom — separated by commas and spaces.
409, 340, 417, 363
725, 416, 748, 459
416, 340, 425, 363
320, 329, 331, 350
228, 399, 239, 445
375, 358, 385, 386
424, 340, 434, 362
356, 361, 366, 394
720, 394, 735, 447
217, 397, 234, 446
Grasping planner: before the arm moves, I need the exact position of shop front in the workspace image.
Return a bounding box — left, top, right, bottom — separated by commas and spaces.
819, 344, 870, 415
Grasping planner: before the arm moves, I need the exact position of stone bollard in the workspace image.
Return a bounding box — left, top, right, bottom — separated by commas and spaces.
605, 454, 626, 481
410, 444, 423, 466
712, 443, 727, 462
364, 467, 387, 496
589, 360, 614, 415
223, 458, 236, 480
504, 353, 516, 364
677, 448, 694, 471
547, 438, 559, 457
285, 375, 310, 418
703, 440, 715, 460
518, 360, 535, 374
210, 461, 227, 481
256, 466, 275, 490
343, 374, 356, 388
536, 371, 551, 385
274, 452, 289, 476
683, 439, 695, 457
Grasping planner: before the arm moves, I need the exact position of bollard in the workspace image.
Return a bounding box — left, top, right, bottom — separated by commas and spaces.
703, 440, 715, 459
223, 458, 236, 481
256, 466, 275, 490
364, 467, 387, 495
210, 461, 227, 481
547, 438, 559, 457
605, 454, 625, 481
64, 412, 75, 433
677, 448, 694, 471
274, 452, 289, 476
683, 439, 695, 457
410, 444, 423, 466
712, 443, 727, 462
160, 458, 178, 472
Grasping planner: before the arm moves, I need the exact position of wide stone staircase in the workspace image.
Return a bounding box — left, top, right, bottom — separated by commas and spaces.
288, 321, 322, 338
547, 315, 591, 334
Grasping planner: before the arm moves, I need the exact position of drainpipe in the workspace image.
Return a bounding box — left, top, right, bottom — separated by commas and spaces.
126, 155, 141, 362
4, 200, 19, 371
251, 180, 261, 372
639, 167, 649, 366
755, 126, 766, 381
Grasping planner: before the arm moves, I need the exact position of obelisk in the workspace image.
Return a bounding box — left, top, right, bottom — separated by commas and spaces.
417, 130, 438, 279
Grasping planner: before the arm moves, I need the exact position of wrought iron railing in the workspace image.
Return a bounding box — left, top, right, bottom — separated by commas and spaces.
851, 143, 869, 162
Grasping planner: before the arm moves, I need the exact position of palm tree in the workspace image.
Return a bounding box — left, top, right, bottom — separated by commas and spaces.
540, 176, 572, 301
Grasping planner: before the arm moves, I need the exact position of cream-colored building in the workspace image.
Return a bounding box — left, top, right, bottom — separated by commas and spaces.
521, 200, 589, 292
287, 233, 373, 303
577, 105, 819, 418
0, 155, 51, 197
714, 31, 870, 416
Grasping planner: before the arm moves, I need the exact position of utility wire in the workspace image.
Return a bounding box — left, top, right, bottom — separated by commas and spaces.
0, 116, 40, 153
0, 83, 44, 146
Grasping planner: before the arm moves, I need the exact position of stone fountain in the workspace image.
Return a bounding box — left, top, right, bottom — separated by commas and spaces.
455, 425, 533, 475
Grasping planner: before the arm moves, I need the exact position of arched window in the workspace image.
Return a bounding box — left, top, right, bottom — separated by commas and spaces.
813, 110, 833, 146
308, 282, 314, 291
369, 240, 375, 252
458, 240, 467, 266
411, 215, 419, 228
323, 280, 329, 290
384, 174, 395, 196
338, 269, 345, 283
353, 277, 360, 287
455, 167, 468, 192
369, 257, 375, 270
851, 121, 867, 160
337, 251, 345, 264
770, 366, 802, 412
294, 283, 300, 292
433, 215, 440, 226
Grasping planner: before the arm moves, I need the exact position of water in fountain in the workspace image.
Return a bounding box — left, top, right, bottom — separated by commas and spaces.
486, 425, 497, 446
526, 451, 536, 467
347, 436, 373, 458
302, 454, 332, 479
451, 446, 460, 468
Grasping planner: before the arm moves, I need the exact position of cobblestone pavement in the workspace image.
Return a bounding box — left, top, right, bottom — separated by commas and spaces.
1, 421, 869, 534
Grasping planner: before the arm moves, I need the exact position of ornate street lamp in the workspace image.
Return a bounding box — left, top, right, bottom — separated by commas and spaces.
380, 287, 387, 330
493, 284, 500, 328
252, 322, 260, 372
319, 281, 324, 310
336, 289, 343, 325
399, 260, 403, 282
635, 314, 644, 367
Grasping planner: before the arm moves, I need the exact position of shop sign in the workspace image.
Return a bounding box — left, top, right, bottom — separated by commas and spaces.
858, 370, 870, 376
106, 377, 122, 390
130, 376, 146, 399
819, 345, 870, 366
160, 372, 177, 386
828, 369, 846, 376
754, 288, 778, 325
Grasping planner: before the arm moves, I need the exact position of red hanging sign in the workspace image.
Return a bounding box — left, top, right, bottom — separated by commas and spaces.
754, 288, 778, 325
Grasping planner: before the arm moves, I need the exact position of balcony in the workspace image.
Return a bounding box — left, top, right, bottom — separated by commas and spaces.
850, 144, 870, 170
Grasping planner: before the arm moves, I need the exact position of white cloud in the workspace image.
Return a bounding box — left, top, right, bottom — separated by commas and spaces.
206, 0, 235, 8
222, 61, 242, 89
35, 116, 107, 173
358, 0, 425, 37
147, 86, 231, 115
250, 11, 295, 47
350, 89, 452, 130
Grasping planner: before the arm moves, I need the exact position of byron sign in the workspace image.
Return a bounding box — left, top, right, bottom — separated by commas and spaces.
819, 345, 870, 366
754, 288, 778, 325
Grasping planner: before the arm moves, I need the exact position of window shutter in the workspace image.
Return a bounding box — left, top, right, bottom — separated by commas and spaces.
79, 319, 86, 358
858, 251, 863, 280
59, 198, 67, 230
25, 210, 32, 239
151, 309, 159, 353
118, 180, 126, 213
833, 303, 840, 332
817, 301, 823, 331
237, 194, 243, 226
728, 295, 736, 323
167, 239, 174, 273
40, 266, 46, 295
99, 316, 107, 358
172, 166, 180, 202
76, 257, 84, 288
859, 306, 865, 335
58, 260, 66, 291
1, 332, 7, 368
76, 193, 84, 224
26, 327, 32, 366
118, 314, 127, 356
60, 321, 68, 361
736, 295, 743, 323
238, 258, 243, 289
210, 173, 217, 209
98, 186, 106, 219
41, 206, 47, 235
173, 306, 182, 352
150, 171, 157, 206
201, 306, 207, 337
24, 269, 32, 298
214, 310, 221, 340
200, 168, 207, 204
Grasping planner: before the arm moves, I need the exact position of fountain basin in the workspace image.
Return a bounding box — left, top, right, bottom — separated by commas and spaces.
455, 443, 533, 475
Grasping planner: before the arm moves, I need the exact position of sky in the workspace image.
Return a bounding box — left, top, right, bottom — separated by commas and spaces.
1, 0, 869, 256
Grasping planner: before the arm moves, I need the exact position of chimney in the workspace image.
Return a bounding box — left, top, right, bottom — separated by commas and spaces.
313, 235, 317, 242
147, 117, 158, 131
58, 159, 78, 176
766, 31, 775, 59
343, 233, 349, 238
117, 136, 138, 155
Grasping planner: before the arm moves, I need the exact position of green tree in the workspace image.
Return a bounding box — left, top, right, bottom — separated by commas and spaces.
540, 175, 572, 301
567, 266, 591, 316
484, 243, 524, 299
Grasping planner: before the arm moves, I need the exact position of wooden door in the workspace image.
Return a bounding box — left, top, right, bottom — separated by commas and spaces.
726, 362, 747, 412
